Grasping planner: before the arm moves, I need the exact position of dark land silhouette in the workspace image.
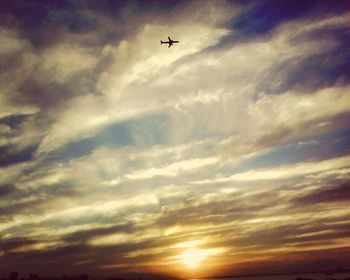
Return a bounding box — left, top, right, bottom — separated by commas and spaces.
0, 270, 184, 280
2, 271, 350, 280
0, 272, 165, 280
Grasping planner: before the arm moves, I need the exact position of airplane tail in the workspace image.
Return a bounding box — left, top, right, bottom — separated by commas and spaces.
160, 40, 164, 44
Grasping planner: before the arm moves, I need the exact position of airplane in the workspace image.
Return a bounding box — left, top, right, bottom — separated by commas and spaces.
161, 36, 179, 48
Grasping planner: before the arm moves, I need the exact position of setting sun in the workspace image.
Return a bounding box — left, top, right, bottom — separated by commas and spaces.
180, 248, 207, 269
178, 245, 222, 270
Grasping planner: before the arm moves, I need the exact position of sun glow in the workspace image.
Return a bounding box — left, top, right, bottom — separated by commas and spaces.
177, 240, 222, 269
180, 248, 209, 269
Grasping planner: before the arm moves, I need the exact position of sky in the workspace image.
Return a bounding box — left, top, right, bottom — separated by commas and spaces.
1, 0, 350, 278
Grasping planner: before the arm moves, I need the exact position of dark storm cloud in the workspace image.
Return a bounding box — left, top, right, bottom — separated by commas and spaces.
2, 52, 99, 113
0, 0, 99, 48
0, 0, 127, 127
0, 237, 37, 253
0, 0, 185, 49
0, 113, 42, 167
0, 181, 77, 222
16, 79, 85, 110
148, 179, 350, 251
0, 233, 183, 277
156, 191, 276, 228
232, 219, 350, 249
0, 114, 35, 147
228, 246, 350, 276
0, 113, 32, 130
62, 223, 136, 243
4, 247, 108, 278
294, 180, 350, 205
0, 184, 16, 198
87, 0, 185, 19
0, 244, 93, 275
0, 143, 39, 167
260, 26, 350, 94
231, 0, 350, 38
0, 199, 42, 221
214, 1, 350, 94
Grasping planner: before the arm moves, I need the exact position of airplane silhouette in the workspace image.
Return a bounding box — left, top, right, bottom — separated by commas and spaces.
161, 36, 179, 48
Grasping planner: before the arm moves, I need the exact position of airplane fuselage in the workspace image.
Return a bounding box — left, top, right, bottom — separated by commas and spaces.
161, 36, 179, 48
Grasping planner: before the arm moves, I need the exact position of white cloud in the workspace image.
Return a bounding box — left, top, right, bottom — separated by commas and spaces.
195, 155, 350, 183
36, 2, 234, 154
40, 43, 98, 83
35, 9, 350, 159
126, 157, 219, 180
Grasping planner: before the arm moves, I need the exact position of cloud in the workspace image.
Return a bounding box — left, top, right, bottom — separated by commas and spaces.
126, 157, 219, 180
232, 0, 350, 38
62, 223, 136, 244
35, 10, 233, 155
40, 43, 99, 83
0, 27, 29, 55
192, 155, 350, 184
0, 143, 39, 167
294, 180, 350, 205
0, 184, 16, 198
261, 15, 350, 93
33, 10, 350, 163
0, 237, 37, 253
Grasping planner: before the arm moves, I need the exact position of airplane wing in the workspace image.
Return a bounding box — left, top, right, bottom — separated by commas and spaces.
168, 36, 171, 41
168, 44, 171, 48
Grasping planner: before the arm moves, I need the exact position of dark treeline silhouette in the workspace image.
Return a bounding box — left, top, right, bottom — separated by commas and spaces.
0, 272, 132, 280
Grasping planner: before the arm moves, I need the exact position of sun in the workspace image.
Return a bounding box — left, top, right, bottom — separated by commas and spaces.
175, 240, 223, 270
180, 248, 210, 269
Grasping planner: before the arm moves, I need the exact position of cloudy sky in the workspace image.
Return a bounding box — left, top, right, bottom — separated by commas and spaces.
1, 0, 350, 278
